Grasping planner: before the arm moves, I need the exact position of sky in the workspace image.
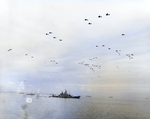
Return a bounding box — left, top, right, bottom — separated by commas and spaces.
0, 0, 150, 98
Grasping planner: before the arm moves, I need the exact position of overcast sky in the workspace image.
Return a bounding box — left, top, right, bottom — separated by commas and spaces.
0, 0, 150, 98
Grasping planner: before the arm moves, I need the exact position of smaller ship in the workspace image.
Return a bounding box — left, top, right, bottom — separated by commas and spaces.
52, 90, 80, 99
19, 92, 24, 94
26, 93, 35, 96
109, 96, 113, 98
85, 95, 91, 97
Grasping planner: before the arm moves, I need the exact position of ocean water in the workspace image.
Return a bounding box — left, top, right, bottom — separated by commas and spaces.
0, 93, 150, 119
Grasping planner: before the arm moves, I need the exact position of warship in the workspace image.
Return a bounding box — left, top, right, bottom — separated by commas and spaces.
52, 90, 80, 99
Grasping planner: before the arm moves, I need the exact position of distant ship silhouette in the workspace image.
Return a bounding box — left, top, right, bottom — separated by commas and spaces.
52, 90, 80, 99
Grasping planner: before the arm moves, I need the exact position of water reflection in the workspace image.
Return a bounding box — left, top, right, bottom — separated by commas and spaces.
21, 104, 28, 119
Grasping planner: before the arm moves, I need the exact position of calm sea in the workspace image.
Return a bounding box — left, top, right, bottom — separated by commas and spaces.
0, 93, 150, 119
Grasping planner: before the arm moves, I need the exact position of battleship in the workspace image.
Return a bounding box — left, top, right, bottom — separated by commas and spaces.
52, 90, 80, 99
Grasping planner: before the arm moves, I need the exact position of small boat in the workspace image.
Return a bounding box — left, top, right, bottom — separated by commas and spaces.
52, 90, 80, 99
